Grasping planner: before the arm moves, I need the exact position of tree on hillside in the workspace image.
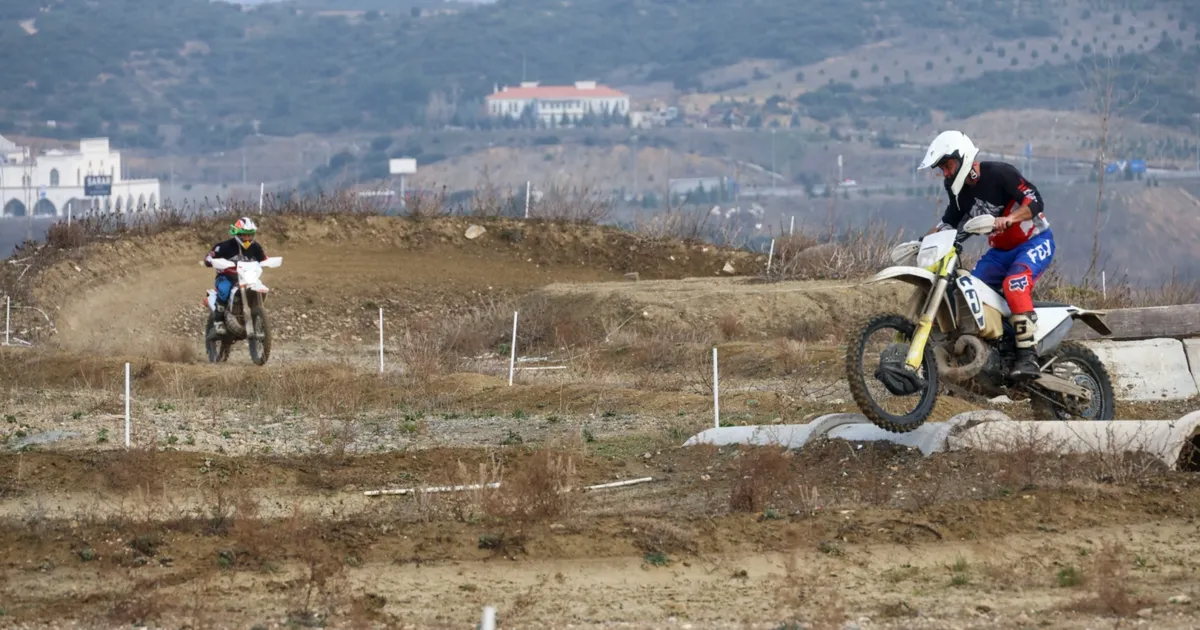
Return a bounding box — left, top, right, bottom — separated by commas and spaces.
1078, 54, 1148, 280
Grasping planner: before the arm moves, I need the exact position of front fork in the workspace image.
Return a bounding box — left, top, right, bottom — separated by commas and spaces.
904, 275, 950, 370
240, 286, 254, 337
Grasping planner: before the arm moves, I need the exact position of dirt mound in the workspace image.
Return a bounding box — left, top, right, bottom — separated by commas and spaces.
6, 215, 764, 352
531, 275, 916, 342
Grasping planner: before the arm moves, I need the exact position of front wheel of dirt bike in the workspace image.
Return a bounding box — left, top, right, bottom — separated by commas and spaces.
247, 304, 271, 366
845, 313, 940, 434
1029, 341, 1115, 421
205, 313, 231, 363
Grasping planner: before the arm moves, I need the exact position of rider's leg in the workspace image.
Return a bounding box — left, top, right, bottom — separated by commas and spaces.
1003, 232, 1055, 380
213, 275, 233, 335
970, 247, 1015, 295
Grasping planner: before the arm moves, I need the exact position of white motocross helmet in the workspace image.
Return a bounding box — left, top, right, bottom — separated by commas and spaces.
918, 130, 980, 196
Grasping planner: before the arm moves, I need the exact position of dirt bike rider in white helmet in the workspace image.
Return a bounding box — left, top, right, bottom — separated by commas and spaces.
204, 217, 268, 337
919, 130, 1054, 381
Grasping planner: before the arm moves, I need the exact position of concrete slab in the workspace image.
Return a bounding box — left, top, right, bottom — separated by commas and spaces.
1184, 338, 1200, 394
682, 410, 1200, 471
947, 412, 1200, 470
1083, 338, 1199, 401
682, 413, 865, 448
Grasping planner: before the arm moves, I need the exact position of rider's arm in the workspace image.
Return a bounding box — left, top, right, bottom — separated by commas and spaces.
203, 244, 218, 267
996, 165, 1038, 230
251, 242, 267, 262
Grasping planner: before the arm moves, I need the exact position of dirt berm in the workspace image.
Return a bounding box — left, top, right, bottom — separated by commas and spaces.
531, 276, 910, 342
4, 215, 908, 353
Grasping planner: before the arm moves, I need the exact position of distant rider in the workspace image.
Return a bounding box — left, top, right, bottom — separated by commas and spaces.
918, 130, 1054, 381
204, 217, 267, 336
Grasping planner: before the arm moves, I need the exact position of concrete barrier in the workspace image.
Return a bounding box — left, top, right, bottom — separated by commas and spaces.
1083, 338, 1200, 401
683, 411, 1200, 471
947, 412, 1200, 470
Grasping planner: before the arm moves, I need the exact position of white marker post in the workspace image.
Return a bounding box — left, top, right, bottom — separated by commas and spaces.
481, 606, 497, 630
712, 346, 720, 429
259, 183, 265, 211
3, 295, 9, 346
789, 215, 795, 236
1101, 271, 1107, 300
67, 205, 72, 229
378, 307, 384, 374
766, 238, 775, 274
524, 181, 531, 219
508, 311, 519, 386
124, 362, 131, 448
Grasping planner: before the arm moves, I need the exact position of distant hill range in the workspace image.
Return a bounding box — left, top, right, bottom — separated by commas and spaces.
0, 0, 1197, 153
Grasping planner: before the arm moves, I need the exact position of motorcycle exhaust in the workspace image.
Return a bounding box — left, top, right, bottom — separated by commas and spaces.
935, 335, 989, 382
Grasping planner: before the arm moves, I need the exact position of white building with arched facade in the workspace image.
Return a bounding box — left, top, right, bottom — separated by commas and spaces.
0, 135, 161, 218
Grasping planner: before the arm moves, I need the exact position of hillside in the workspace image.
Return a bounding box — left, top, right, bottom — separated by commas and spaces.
3, 0, 1198, 152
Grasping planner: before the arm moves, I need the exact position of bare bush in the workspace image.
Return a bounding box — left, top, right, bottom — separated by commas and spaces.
766, 223, 904, 281
487, 446, 578, 523
729, 446, 793, 513
530, 182, 613, 224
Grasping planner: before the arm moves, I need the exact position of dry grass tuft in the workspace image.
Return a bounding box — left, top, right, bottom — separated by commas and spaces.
729, 446, 793, 513
487, 446, 578, 523
1067, 539, 1150, 617
766, 223, 904, 282
625, 517, 699, 555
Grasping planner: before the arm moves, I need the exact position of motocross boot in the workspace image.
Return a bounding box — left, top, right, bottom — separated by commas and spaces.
212, 303, 228, 337
1009, 312, 1040, 381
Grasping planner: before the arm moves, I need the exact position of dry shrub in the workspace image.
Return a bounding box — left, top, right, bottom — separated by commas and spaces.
1039, 267, 1200, 309
151, 338, 199, 364
778, 315, 834, 343
729, 446, 793, 513
768, 223, 903, 281
625, 517, 698, 555
716, 312, 743, 340
286, 517, 349, 627
412, 457, 502, 524
45, 221, 87, 249
509, 293, 604, 353
101, 441, 164, 494
402, 184, 452, 218
529, 182, 613, 224
487, 446, 578, 523
1068, 539, 1148, 616
772, 338, 811, 375
633, 206, 730, 243
620, 323, 716, 374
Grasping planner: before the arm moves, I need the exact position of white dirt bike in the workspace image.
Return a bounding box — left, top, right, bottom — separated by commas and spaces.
845, 215, 1116, 433
203, 257, 282, 366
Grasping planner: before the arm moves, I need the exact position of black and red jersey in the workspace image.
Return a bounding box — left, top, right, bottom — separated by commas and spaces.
940, 161, 1050, 250
204, 237, 267, 277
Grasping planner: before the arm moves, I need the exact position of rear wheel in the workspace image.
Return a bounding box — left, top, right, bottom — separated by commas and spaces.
845, 313, 940, 433
1029, 341, 1114, 421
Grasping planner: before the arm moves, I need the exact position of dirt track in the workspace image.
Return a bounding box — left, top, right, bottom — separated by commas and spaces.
2, 215, 1198, 628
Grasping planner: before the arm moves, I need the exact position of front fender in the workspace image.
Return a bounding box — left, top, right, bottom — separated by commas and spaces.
866, 266, 956, 330
866, 266, 938, 288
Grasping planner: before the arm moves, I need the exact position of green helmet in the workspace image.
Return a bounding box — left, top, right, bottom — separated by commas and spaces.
230, 216, 258, 237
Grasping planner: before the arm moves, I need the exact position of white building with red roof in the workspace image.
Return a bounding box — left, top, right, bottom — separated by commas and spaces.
486, 81, 631, 125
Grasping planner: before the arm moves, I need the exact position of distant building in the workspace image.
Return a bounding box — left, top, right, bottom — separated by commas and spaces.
0, 136, 161, 218
485, 81, 630, 125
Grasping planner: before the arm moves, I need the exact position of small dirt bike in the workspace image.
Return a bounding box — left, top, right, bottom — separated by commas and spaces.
845, 215, 1116, 433
203, 256, 282, 366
